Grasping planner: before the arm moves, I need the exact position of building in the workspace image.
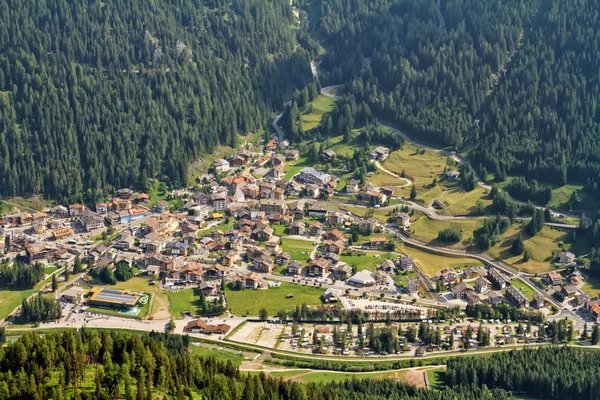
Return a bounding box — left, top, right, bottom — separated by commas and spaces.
259, 199, 286, 215
308, 258, 330, 277
309, 222, 323, 237
506, 285, 529, 308
214, 159, 230, 174
62, 286, 86, 303
475, 277, 490, 294
346, 179, 360, 193
211, 193, 226, 211
446, 170, 460, 180
299, 167, 331, 185
488, 268, 507, 289
287, 261, 303, 275
80, 210, 105, 232
241, 272, 262, 289
586, 299, 600, 322
68, 204, 86, 216
185, 319, 231, 334
451, 282, 474, 300
331, 264, 353, 280
370, 236, 387, 248
87, 287, 141, 309
370, 146, 390, 161
154, 201, 169, 213
396, 255, 414, 271
289, 221, 306, 236
406, 278, 420, 294
544, 270, 563, 286
379, 259, 396, 274
323, 288, 338, 303
557, 251, 576, 265
52, 227, 74, 240
487, 291, 504, 305
348, 270, 376, 287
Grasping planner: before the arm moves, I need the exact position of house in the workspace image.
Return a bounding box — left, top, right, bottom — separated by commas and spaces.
309, 222, 324, 237
371, 146, 390, 161
276, 253, 291, 265
154, 201, 169, 213
465, 291, 481, 305
326, 211, 346, 226
506, 285, 529, 308
214, 159, 230, 174
561, 285, 578, 298
205, 264, 228, 279
95, 203, 108, 214
379, 259, 396, 274
475, 277, 490, 294
305, 184, 320, 198
569, 270, 584, 285
437, 268, 459, 285
49, 205, 69, 218
391, 212, 410, 230
230, 150, 252, 167
145, 254, 174, 271
308, 258, 330, 277
396, 255, 414, 271
253, 226, 274, 242
463, 267, 487, 279
266, 139, 278, 150
222, 251, 237, 267
331, 264, 353, 280
557, 251, 576, 265
363, 191, 387, 206
346, 179, 360, 193
259, 199, 286, 215
289, 221, 306, 236
321, 150, 335, 161
211, 193, 226, 211
348, 270, 376, 287
488, 268, 507, 290
323, 239, 344, 254
68, 204, 85, 216
586, 299, 600, 322
287, 261, 303, 275
487, 291, 504, 305
370, 236, 387, 248
272, 154, 286, 167
323, 288, 338, 303
533, 293, 549, 309
52, 227, 74, 240
358, 219, 377, 234
299, 167, 331, 185
115, 235, 135, 251
243, 272, 262, 289
186, 319, 231, 334
81, 210, 105, 232
284, 149, 300, 160
255, 257, 274, 273
544, 271, 563, 286
406, 278, 420, 294
451, 282, 474, 300
446, 170, 460, 180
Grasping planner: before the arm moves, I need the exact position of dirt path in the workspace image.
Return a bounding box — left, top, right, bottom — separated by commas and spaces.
150, 292, 171, 320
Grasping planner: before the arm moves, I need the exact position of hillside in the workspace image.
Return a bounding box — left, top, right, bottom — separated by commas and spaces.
0, 0, 310, 202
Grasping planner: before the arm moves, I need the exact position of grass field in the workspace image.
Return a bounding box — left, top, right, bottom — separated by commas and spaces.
484, 224, 569, 274
339, 252, 396, 272
581, 274, 600, 298
190, 344, 246, 365
440, 186, 493, 216
396, 243, 483, 277
380, 142, 447, 202
427, 367, 447, 390
225, 282, 324, 316
265, 368, 421, 384
168, 288, 201, 318
508, 278, 537, 301
547, 184, 596, 211
299, 95, 336, 131
280, 238, 315, 261
410, 213, 479, 249
283, 156, 310, 181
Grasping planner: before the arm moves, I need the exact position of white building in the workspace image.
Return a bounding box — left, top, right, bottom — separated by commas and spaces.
214, 159, 230, 174
299, 167, 331, 185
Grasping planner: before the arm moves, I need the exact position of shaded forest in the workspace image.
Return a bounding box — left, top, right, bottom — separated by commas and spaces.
0, 0, 311, 202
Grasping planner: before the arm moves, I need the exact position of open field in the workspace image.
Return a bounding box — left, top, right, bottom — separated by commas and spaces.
484, 224, 569, 274
396, 243, 483, 277
280, 238, 315, 261
439, 186, 492, 216
283, 155, 310, 181
190, 343, 247, 365
299, 95, 336, 131
427, 367, 447, 390
410, 213, 479, 250
508, 278, 537, 301
225, 282, 324, 316
580, 274, 600, 298
168, 288, 200, 318
340, 252, 395, 272
265, 367, 427, 386
380, 142, 448, 202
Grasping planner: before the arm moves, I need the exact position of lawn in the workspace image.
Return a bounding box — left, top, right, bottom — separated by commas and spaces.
484, 224, 576, 274
190, 344, 246, 365
299, 94, 336, 131
0, 268, 62, 320
410, 213, 479, 250
507, 278, 537, 301
580, 274, 600, 298
380, 141, 448, 203
168, 288, 201, 318
280, 238, 315, 261
426, 367, 446, 390
396, 243, 483, 277
340, 252, 396, 272
225, 282, 324, 316
283, 156, 310, 181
